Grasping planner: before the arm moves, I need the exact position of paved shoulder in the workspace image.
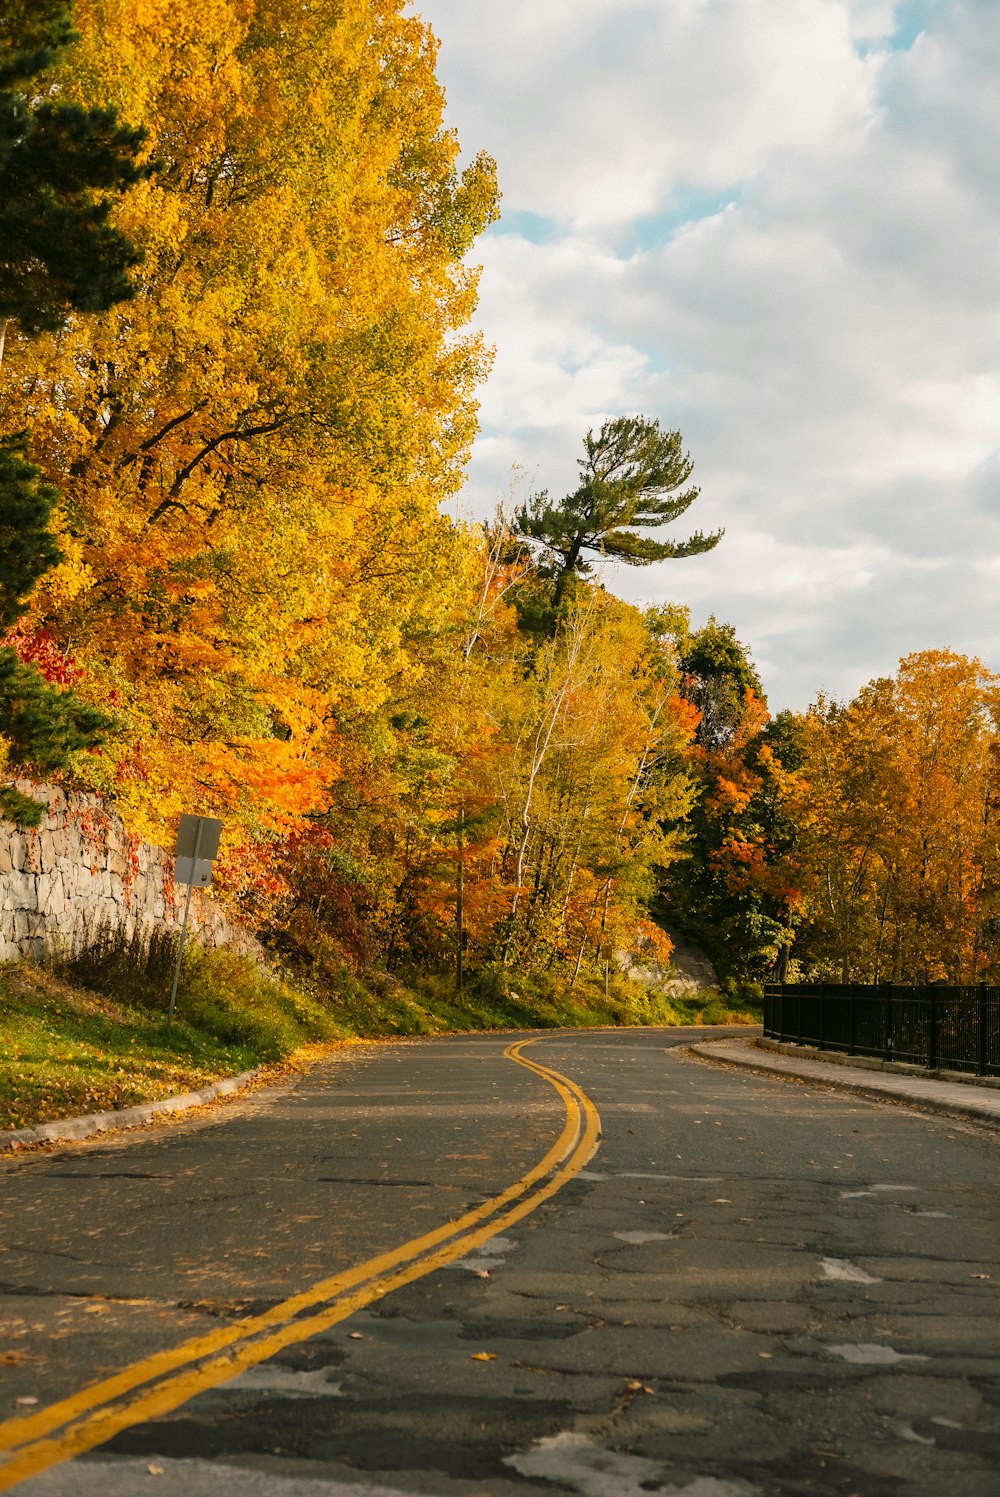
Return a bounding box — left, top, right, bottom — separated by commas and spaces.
692, 1036, 1000, 1126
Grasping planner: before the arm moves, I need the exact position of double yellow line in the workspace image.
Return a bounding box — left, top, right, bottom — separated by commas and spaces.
0, 1038, 600, 1491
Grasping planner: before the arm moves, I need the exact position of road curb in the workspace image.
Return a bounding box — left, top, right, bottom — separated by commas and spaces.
756, 1036, 1000, 1090
688, 1037, 1000, 1128
0, 1068, 264, 1152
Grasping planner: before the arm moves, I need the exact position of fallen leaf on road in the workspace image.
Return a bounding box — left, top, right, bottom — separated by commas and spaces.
0, 1353, 30, 1367
15, 1396, 38, 1406
474, 1270, 490, 1279
712, 1199, 731, 1204
348, 1332, 363, 1339
971, 1273, 991, 1280
147, 1463, 165, 1476
470, 1352, 496, 1362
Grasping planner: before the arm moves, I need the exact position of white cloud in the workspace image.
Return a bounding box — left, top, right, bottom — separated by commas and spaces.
432, 0, 876, 232
426, 0, 1000, 708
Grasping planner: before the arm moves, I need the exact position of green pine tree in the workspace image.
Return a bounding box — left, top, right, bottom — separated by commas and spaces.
680, 615, 764, 752
0, 0, 148, 360
514, 416, 723, 612
0, 435, 62, 626
0, 436, 108, 825
0, 4, 142, 823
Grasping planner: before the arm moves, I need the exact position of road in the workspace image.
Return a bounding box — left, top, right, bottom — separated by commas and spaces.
1, 1027, 998, 1496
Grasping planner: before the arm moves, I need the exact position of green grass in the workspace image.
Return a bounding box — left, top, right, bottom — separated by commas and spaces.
384, 965, 761, 1035
0, 947, 342, 1132
0, 935, 760, 1132
283, 957, 760, 1040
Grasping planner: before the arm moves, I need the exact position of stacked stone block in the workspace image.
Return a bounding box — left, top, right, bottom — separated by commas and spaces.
0, 782, 260, 963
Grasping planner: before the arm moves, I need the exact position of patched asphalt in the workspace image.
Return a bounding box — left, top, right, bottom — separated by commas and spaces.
3, 1027, 999, 1496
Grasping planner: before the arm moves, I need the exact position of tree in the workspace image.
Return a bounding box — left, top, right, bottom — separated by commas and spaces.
513, 416, 722, 611
0, 0, 148, 361
680, 615, 763, 752
0, 436, 106, 824
657, 613, 805, 983
490, 592, 694, 973
792, 652, 1000, 984
0, 436, 61, 624
0, 2, 142, 821
1, 0, 500, 850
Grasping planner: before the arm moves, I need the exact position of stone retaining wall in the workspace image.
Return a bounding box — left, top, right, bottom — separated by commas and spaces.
0, 782, 260, 963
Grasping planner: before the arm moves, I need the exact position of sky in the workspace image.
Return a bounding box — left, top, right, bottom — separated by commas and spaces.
420, 0, 1000, 711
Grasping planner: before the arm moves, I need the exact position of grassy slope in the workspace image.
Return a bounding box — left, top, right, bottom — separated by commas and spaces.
0, 949, 759, 1132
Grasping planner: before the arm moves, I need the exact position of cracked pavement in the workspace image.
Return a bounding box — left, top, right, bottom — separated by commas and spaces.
2, 1028, 999, 1495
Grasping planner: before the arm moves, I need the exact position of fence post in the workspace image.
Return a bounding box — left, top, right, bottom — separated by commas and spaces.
849, 987, 856, 1055
885, 982, 893, 1062
928, 988, 937, 1071
818, 990, 825, 1052
980, 984, 988, 1077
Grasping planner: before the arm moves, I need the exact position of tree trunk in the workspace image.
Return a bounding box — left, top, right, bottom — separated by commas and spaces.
455, 803, 465, 992
552, 535, 583, 610
774, 906, 793, 983
570, 941, 586, 988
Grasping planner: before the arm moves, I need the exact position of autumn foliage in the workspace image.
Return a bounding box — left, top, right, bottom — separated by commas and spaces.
3, 4, 488, 812
3, 5, 994, 1000
661, 642, 1000, 988
0, 1, 700, 990
790, 651, 1000, 984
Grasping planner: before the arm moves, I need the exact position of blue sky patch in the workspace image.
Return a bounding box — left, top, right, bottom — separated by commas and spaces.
855, 0, 933, 57
487, 210, 561, 244
888, 1, 933, 51
628, 187, 741, 253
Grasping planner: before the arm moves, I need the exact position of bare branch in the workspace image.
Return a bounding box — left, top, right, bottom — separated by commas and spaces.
143, 411, 297, 528
121, 401, 208, 468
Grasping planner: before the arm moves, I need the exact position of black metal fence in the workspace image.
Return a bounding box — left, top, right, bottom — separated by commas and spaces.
763, 983, 1000, 1078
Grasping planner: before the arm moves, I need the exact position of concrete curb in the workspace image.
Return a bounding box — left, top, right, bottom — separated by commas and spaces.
689, 1037, 1000, 1127
756, 1036, 1000, 1090
0, 1068, 263, 1152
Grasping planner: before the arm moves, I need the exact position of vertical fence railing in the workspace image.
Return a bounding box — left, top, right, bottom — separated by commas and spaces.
762, 982, 1000, 1078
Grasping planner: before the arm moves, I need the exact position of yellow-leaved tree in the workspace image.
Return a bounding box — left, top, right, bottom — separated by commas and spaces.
0, 0, 498, 873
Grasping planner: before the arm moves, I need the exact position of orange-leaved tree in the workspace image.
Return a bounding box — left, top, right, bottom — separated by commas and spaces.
792, 650, 1000, 982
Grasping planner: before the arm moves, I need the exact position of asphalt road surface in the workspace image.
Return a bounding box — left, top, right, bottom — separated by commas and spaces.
1, 1027, 998, 1497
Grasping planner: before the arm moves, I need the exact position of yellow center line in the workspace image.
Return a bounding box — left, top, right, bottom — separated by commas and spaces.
0, 1037, 600, 1491
0, 1038, 575, 1458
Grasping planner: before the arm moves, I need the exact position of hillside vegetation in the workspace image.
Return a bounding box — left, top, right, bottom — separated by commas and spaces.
0, 940, 754, 1131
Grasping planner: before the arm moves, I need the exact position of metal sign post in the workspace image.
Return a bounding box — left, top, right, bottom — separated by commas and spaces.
167, 814, 223, 1027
